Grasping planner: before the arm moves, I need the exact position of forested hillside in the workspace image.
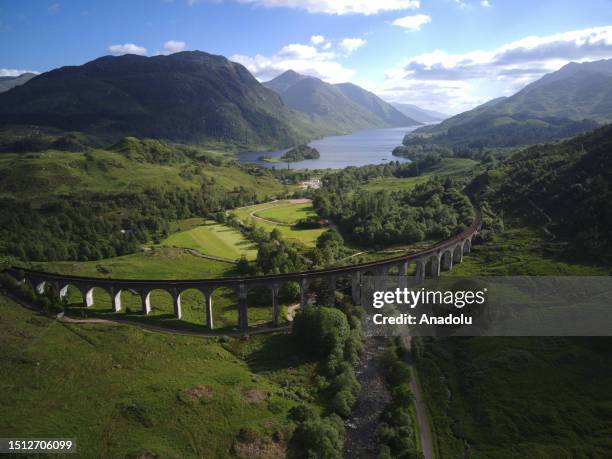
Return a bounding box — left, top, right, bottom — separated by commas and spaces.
0, 138, 285, 262
472, 124, 612, 262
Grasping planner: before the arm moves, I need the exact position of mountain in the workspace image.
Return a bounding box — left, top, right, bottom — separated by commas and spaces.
407, 59, 612, 149
0, 73, 36, 93
0, 51, 321, 149
263, 69, 308, 94
334, 83, 420, 126
391, 102, 447, 123
264, 70, 419, 132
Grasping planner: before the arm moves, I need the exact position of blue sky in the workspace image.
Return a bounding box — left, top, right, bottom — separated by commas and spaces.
2, 0, 612, 113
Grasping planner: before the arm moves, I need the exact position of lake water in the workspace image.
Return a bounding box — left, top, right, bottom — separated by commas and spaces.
238, 125, 418, 169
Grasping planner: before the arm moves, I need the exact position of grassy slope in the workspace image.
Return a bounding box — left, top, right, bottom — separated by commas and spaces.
0, 149, 285, 200
0, 293, 316, 458
232, 201, 325, 248
256, 202, 316, 225
417, 225, 612, 458
161, 220, 258, 261
449, 226, 610, 276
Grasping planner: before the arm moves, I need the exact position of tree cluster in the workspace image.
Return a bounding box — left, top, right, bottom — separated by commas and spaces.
313, 172, 474, 247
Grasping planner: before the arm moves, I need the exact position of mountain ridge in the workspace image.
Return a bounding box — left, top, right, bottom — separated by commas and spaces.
264, 70, 420, 131
391, 102, 447, 123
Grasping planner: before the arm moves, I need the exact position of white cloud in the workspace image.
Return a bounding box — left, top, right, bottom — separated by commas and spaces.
310, 35, 325, 45
375, 25, 612, 114
0, 68, 39, 77
48, 3, 60, 13
164, 40, 186, 53
392, 14, 431, 32
396, 26, 612, 81
310, 35, 332, 49
231, 40, 356, 83
236, 0, 420, 15
481, 0, 490, 7
108, 43, 148, 56
339, 38, 366, 55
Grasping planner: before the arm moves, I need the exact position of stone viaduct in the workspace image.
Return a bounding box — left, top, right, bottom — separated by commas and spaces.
6, 210, 481, 331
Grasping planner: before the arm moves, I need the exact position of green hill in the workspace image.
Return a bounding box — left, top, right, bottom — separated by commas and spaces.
406, 59, 612, 149
0, 51, 323, 150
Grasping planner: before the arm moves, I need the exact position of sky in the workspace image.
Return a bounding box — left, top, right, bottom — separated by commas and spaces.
1, 0, 612, 114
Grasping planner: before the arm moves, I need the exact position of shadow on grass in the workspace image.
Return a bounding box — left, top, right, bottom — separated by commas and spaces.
63, 304, 290, 336
244, 333, 313, 373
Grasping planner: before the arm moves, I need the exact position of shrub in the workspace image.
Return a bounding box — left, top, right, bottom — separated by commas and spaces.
293, 306, 349, 360
288, 414, 345, 459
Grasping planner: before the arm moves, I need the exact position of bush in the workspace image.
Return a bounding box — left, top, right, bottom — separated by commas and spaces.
288, 414, 345, 459
293, 306, 349, 360
330, 390, 356, 417
288, 405, 318, 423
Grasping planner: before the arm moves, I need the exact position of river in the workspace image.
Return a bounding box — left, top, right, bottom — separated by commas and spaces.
238, 125, 419, 169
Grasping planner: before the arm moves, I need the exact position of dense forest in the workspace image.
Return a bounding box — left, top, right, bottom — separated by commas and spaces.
312, 163, 474, 247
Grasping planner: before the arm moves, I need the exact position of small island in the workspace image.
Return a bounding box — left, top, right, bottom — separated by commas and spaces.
258, 145, 320, 163
280, 145, 320, 162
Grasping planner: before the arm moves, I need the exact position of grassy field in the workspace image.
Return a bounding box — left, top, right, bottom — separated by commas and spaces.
256, 202, 315, 225
37, 248, 295, 331
232, 200, 325, 248
0, 148, 285, 200
0, 293, 317, 458
39, 247, 235, 280
161, 219, 258, 261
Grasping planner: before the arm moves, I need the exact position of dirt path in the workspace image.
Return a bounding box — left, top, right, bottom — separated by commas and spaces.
343, 337, 392, 458
403, 336, 434, 459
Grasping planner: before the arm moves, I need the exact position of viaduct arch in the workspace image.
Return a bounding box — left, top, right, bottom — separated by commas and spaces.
7, 210, 481, 332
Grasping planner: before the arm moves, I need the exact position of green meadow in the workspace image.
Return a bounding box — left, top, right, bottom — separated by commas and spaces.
232, 201, 326, 248
0, 294, 316, 458
256, 202, 315, 225
161, 219, 258, 261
